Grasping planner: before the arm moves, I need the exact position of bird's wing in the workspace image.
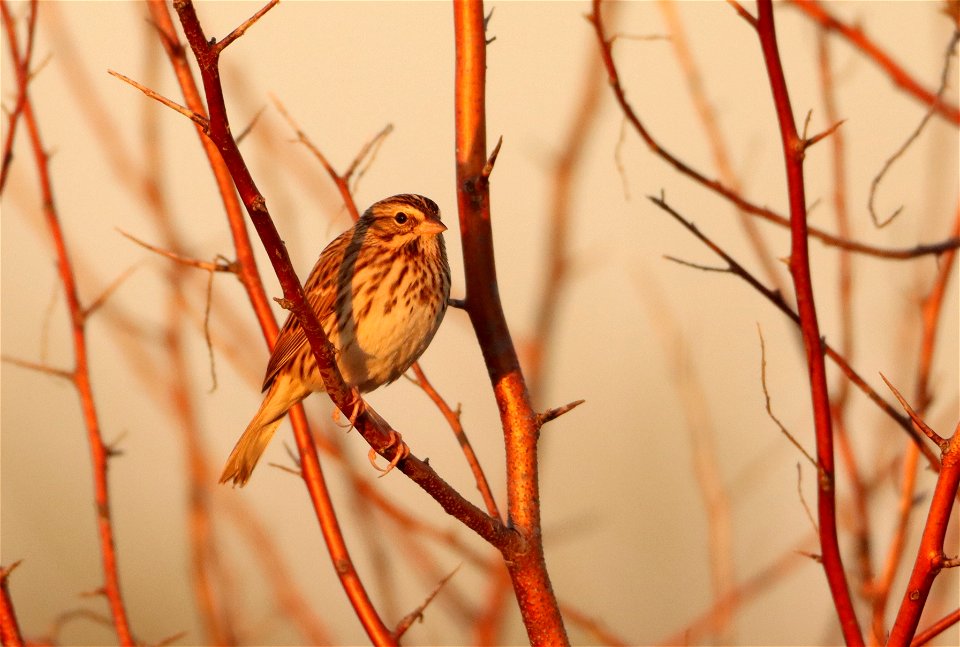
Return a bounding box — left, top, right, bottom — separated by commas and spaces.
261, 230, 352, 391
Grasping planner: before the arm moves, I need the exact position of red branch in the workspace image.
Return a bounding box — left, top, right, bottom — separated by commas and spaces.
1, 1, 134, 643
911, 607, 960, 646
789, 0, 960, 126
888, 426, 960, 644
753, 2, 863, 643
0, 564, 24, 647
453, 1, 568, 645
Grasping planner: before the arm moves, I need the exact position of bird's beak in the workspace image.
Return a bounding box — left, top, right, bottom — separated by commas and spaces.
419, 217, 447, 236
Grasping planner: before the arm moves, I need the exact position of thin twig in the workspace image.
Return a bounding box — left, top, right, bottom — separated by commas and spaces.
756, 325, 817, 468
211, 0, 279, 55
880, 374, 948, 450
108, 69, 209, 133
410, 363, 501, 521
868, 30, 960, 227
392, 565, 461, 640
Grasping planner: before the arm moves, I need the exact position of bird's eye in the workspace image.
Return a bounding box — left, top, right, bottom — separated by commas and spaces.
394, 212, 408, 224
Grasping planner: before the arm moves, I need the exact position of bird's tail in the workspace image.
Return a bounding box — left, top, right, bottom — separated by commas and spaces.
220, 377, 307, 486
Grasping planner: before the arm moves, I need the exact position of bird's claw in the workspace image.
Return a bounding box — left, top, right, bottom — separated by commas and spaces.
368, 429, 409, 477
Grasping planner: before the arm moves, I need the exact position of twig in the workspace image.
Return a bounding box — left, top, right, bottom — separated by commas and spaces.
880, 374, 949, 450
410, 363, 501, 520
868, 30, 960, 227
392, 565, 461, 640
212, 0, 279, 55
108, 69, 209, 133
537, 399, 586, 426
271, 94, 360, 221
118, 228, 237, 274
1, 355, 73, 380
658, 0, 787, 297
756, 326, 817, 468
796, 463, 819, 534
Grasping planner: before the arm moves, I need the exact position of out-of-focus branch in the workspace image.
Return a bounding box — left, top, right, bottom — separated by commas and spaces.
657, 0, 787, 298
788, 0, 960, 125
527, 10, 608, 404
1, 1, 134, 643
637, 274, 735, 642
0, 0, 36, 193
587, 0, 960, 262
868, 30, 960, 228
410, 363, 501, 520
453, 1, 568, 644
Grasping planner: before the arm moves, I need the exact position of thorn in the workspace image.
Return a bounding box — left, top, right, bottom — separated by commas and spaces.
805, 119, 846, 148
537, 399, 586, 426
880, 373, 948, 450
0, 560, 23, 581
393, 564, 462, 640
481, 136, 503, 179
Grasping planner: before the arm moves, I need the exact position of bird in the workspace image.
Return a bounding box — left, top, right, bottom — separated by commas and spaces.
220, 194, 451, 486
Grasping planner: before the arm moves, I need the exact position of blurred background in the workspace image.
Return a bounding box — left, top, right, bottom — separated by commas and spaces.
2, 1, 957, 645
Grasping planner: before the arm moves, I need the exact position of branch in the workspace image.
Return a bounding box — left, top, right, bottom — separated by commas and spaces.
587, 0, 960, 262
108, 69, 209, 133
788, 0, 960, 125
454, 1, 568, 644
1, 1, 134, 642
889, 427, 960, 643
650, 194, 941, 470
911, 608, 960, 646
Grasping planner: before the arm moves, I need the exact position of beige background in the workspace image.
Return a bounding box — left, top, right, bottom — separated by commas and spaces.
2, 1, 958, 645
